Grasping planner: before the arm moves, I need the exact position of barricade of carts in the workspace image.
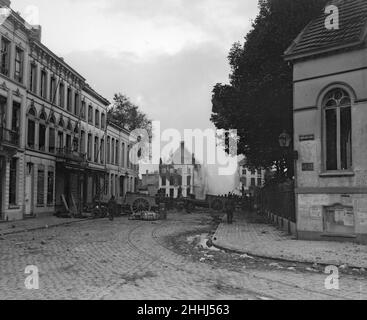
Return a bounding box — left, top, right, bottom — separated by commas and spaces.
122, 192, 252, 221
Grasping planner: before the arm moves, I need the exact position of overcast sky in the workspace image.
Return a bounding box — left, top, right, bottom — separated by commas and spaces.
12, 0, 259, 134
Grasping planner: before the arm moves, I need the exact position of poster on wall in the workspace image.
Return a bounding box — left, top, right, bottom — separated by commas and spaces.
343, 212, 355, 227
298, 206, 310, 218
340, 195, 352, 206
310, 206, 322, 219
358, 212, 367, 226
334, 209, 345, 223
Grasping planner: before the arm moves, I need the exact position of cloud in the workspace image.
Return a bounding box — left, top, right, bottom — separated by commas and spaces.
11, 0, 259, 133
13, 0, 258, 57
63, 41, 230, 133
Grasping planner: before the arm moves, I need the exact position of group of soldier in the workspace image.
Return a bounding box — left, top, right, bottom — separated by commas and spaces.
217, 193, 243, 224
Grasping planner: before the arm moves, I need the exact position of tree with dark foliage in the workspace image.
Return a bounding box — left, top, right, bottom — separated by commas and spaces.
211, 0, 329, 179
108, 93, 152, 134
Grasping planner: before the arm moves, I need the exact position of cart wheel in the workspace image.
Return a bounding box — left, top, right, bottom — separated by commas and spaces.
211, 199, 224, 211
131, 198, 151, 214
185, 201, 195, 212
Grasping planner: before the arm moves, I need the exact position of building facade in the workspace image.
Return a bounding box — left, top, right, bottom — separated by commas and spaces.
0, 0, 138, 221
159, 142, 205, 199
238, 159, 265, 195
104, 122, 139, 206
140, 171, 160, 197
285, 0, 367, 243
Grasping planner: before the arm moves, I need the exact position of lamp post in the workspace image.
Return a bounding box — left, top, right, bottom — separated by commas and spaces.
278, 130, 291, 149
278, 130, 292, 179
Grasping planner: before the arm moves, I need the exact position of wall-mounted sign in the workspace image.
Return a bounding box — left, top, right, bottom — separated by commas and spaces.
341, 194, 352, 206
357, 212, 367, 226
302, 163, 314, 171
299, 134, 315, 142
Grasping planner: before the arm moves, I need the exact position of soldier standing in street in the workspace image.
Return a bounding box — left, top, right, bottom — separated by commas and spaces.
108, 196, 117, 221
225, 193, 235, 224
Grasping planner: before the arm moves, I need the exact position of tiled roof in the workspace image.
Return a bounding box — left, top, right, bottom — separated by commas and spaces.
285, 0, 367, 60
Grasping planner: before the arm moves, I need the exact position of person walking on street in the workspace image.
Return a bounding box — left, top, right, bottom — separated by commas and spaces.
108, 196, 117, 221
225, 194, 235, 224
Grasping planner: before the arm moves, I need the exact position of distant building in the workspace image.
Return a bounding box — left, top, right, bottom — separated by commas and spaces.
159, 142, 205, 199
238, 159, 265, 195
140, 171, 160, 197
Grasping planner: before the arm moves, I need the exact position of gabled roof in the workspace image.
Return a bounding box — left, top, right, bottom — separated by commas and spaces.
285, 0, 367, 61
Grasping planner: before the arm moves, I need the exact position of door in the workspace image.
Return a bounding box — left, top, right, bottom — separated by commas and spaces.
25, 164, 33, 217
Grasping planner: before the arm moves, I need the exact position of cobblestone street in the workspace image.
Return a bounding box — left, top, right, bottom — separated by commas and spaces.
0, 212, 366, 300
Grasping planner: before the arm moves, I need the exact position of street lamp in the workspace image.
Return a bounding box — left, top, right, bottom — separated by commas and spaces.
278, 131, 291, 148
278, 130, 298, 180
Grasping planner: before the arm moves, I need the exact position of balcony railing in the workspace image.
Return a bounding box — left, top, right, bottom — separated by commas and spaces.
56, 147, 86, 163
0, 128, 19, 148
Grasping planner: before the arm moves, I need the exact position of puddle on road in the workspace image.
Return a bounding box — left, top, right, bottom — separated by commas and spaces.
178, 230, 367, 277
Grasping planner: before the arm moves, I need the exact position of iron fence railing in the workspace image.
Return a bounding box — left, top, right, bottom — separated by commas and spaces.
56, 147, 86, 162
257, 181, 296, 222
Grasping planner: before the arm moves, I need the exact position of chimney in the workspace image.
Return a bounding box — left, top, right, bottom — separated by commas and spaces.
29, 25, 42, 42
181, 141, 184, 165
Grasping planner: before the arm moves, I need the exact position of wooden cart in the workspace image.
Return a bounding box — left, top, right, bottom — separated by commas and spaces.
124, 192, 158, 215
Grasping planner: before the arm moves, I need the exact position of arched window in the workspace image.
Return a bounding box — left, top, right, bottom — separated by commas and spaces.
38, 111, 47, 152
27, 107, 36, 149
323, 88, 352, 171
48, 114, 56, 154
39, 111, 47, 121
28, 106, 36, 117
49, 115, 56, 125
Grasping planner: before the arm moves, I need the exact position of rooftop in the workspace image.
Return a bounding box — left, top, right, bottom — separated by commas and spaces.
285, 0, 367, 61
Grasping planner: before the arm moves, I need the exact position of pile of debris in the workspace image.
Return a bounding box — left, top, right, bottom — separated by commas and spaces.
130, 211, 164, 221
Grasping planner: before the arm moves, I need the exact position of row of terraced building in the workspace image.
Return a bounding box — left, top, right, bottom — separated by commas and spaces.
0, 0, 139, 221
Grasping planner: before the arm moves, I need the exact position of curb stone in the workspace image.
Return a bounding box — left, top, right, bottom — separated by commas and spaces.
0, 218, 92, 236
213, 218, 367, 270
